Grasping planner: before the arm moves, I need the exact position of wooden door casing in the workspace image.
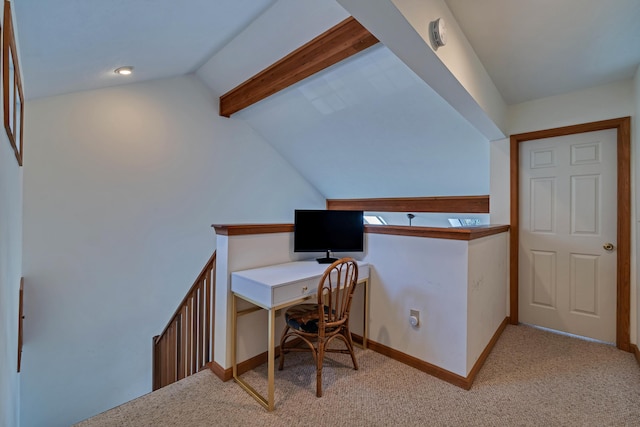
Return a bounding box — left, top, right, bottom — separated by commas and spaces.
509, 117, 631, 351
519, 130, 617, 342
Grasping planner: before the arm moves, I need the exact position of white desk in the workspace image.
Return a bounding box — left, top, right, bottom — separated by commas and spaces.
231, 260, 369, 411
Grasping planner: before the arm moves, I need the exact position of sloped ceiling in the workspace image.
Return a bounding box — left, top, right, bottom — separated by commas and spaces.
445, 0, 640, 104
234, 44, 489, 199
14, 0, 277, 100
13, 0, 640, 200
196, 0, 493, 199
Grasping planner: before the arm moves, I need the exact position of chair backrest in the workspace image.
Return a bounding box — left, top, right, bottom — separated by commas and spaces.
317, 258, 359, 330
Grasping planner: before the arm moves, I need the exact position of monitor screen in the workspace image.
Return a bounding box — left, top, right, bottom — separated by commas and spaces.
294, 210, 364, 255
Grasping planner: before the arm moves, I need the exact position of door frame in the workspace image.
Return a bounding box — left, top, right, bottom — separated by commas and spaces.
509, 117, 631, 351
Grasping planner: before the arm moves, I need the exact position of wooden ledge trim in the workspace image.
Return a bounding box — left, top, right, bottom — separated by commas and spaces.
212, 224, 293, 236
365, 224, 509, 240
212, 223, 508, 239
327, 195, 490, 213
219, 16, 379, 117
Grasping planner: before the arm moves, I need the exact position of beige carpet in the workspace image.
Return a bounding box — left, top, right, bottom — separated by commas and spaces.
76, 325, 640, 426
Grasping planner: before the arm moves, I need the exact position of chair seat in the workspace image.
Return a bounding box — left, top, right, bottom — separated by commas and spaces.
285, 304, 321, 333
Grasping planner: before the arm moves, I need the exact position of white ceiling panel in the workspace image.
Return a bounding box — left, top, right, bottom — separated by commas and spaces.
445, 0, 640, 104
14, 0, 277, 100
235, 45, 490, 199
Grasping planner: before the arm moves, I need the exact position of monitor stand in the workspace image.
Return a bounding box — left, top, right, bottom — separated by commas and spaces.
316, 250, 338, 264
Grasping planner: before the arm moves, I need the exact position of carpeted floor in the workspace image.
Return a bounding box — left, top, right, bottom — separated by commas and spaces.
76, 324, 640, 426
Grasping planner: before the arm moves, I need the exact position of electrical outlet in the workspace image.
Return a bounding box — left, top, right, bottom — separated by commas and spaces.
410, 309, 420, 327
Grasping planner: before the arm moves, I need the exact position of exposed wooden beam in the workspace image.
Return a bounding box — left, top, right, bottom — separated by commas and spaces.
219, 16, 379, 117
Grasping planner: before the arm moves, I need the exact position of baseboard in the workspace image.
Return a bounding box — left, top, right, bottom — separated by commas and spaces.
365, 316, 509, 390
207, 350, 269, 382
207, 361, 232, 382
210, 320, 509, 389
208, 339, 303, 382
352, 333, 364, 345
365, 339, 470, 389
465, 317, 509, 387
632, 344, 640, 367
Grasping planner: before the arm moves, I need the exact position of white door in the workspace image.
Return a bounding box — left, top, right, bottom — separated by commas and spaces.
519, 129, 617, 343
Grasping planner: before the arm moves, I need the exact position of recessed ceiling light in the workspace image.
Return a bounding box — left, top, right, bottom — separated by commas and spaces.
114, 66, 134, 76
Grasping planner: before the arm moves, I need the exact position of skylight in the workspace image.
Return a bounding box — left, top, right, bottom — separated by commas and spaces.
448, 218, 482, 227
364, 215, 387, 225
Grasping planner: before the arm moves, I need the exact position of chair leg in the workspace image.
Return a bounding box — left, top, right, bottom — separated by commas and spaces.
316, 339, 324, 397
343, 327, 359, 370
278, 326, 290, 371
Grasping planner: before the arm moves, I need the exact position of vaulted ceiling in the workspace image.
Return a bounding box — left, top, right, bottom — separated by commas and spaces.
13, 0, 640, 199
13, 0, 278, 100
445, 0, 640, 104
15, 0, 639, 104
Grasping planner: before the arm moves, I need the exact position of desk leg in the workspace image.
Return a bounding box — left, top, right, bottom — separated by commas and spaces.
267, 308, 276, 411
363, 279, 368, 349
232, 295, 275, 411
232, 294, 238, 378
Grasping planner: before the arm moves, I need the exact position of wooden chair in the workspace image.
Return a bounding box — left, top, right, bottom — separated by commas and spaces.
278, 258, 359, 397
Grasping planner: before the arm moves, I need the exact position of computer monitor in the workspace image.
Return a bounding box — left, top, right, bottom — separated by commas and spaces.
294, 209, 364, 263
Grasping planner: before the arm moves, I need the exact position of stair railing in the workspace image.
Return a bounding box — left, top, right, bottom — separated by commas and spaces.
152, 251, 216, 390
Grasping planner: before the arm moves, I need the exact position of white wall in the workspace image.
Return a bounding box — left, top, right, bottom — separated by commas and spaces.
363, 232, 507, 376
466, 233, 508, 374
21, 75, 325, 427
508, 79, 635, 135
0, 96, 23, 427
489, 137, 510, 225
491, 78, 638, 345
364, 233, 469, 376
215, 232, 304, 367
634, 65, 640, 347
1, 2, 23, 425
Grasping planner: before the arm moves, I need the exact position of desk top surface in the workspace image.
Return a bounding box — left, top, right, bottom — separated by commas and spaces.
232, 260, 369, 288
231, 260, 369, 309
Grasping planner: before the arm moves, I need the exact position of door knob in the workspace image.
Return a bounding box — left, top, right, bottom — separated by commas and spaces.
603, 243, 614, 251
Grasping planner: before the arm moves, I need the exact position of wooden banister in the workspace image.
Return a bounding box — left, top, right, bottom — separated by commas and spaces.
152, 251, 216, 390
